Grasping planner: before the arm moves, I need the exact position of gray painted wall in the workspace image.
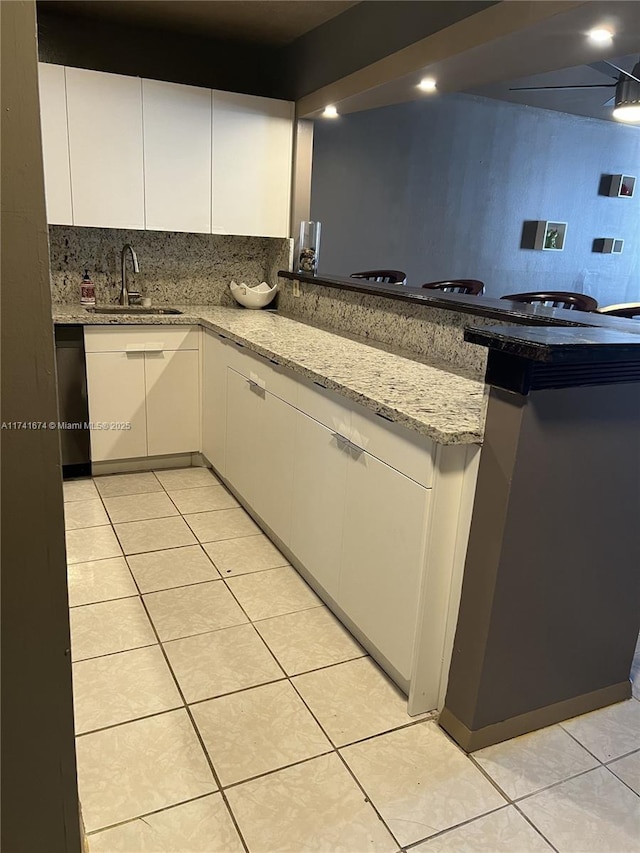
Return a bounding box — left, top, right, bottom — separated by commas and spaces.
310, 93, 640, 305
1, 2, 81, 850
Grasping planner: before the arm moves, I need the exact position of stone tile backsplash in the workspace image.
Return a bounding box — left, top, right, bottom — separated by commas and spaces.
276, 279, 513, 376
49, 226, 292, 306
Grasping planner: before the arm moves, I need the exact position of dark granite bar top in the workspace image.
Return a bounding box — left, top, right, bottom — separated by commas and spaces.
278, 271, 640, 335
465, 325, 640, 364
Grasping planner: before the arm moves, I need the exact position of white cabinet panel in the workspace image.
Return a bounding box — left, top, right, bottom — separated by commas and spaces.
85, 351, 147, 461
146, 349, 200, 456
212, 91, 293, 237
290, 412, 348, 599
340, 451, 430, 681
257, 390, 297, 542
66, 68, 144, 229
225, 367, 295, 542
202, 331, 229, 475
38, 63, 73, 225
226, 367, 267, 514
143, 79, 212, 233
84, 325, 199, 353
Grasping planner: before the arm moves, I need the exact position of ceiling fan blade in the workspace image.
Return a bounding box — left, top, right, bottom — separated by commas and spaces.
509, 84, 616, 91
587, 61, 620, 81
600, 58, 640, 83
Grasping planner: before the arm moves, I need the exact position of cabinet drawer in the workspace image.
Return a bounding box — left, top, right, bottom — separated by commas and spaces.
296, 380, 352, 439
350, 407, 434, 489
84, 326, 199, 352
297, 379, 434, 487
224, 340, 298, 407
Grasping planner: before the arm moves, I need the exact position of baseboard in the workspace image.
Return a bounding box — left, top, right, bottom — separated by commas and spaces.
439, 680, 632, 752
91, 452, 203, 476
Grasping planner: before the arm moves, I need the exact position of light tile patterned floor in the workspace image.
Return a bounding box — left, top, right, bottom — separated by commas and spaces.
64, 468, 640, 852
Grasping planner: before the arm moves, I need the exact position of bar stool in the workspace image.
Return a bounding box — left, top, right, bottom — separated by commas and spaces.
598, 303, 640, 318
350, 270, 407, 285
501, 291, 598, 311
421, 279, 484, 295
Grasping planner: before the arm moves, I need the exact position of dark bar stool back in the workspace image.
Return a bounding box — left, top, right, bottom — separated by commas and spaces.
350, 270, 407, 285
501, 291, 598, 312
420, 279, 484, 295
598, 303, 640, 319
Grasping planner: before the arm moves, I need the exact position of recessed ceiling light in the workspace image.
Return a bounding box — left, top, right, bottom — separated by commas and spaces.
322, 105, 338, 118
418, 77, 437, 92
588, 27, 614, 44
613, 104, 640, 122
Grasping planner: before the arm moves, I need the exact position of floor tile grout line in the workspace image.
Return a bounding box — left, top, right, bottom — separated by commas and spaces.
400, 803, 514, 851
465, 751, 561, 852
602, 762, 640, 799
75, 703, 186, 739
70, 592, 140, 609
84, 791, 220, 837
73, 472, 639, 849
604, 745, 640, 764
215, 747, 337, 794
72, 639, 159, 665
123, 559, 252, 853
511, 802, 561, 852
558, 723, 608, 765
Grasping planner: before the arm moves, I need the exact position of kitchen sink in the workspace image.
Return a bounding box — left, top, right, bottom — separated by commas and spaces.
86, 306, 183, 315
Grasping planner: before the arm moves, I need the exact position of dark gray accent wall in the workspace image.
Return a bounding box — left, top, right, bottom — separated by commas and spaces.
1, 2, 81, 850
310, 94, 640, 305
36, 1, 494, 102
37, 7, 286, 97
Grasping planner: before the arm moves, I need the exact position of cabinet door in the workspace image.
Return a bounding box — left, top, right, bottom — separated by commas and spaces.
290, 412, 348, 599
85, 351, 147, 461
226, 367, 267, 514
258, 390, 297, 543
143, 79, 212, 234
226, 368, 296, 542
340, 450, 430, 681
38, 63, 73, 225
145, 349, 199, 457
212, 91, 293, 237
66, 68, 144, 229
202, 331, 228, 476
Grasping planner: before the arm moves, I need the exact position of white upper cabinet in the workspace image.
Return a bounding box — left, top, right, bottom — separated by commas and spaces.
212, 91, 293, 237
142, 79, 212, 234
39, 65, 293, 236
65, 67, 145, 229
38, 63, 73, 225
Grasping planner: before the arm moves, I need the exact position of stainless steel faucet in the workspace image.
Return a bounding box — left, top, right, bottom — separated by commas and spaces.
119, 244, 140, 306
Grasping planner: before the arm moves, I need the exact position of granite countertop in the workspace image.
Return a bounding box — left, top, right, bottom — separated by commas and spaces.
53, 304, 486, 445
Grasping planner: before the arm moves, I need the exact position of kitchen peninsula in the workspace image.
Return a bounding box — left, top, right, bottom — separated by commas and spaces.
53, 273, 640, 751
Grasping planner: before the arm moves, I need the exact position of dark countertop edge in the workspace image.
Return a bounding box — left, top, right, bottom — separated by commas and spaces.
277, 271, 640, 335
465, 326, 640, 364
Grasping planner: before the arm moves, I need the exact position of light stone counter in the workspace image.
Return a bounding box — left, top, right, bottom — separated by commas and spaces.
53, 304, 486, 445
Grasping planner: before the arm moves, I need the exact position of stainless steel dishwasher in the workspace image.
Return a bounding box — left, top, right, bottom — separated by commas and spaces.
54, 325, 91, 478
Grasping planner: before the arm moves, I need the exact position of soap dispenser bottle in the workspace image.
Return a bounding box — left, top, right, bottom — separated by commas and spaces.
80, 269, 95, 307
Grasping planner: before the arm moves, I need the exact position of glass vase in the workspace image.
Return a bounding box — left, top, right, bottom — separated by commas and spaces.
297, 221, 321, 276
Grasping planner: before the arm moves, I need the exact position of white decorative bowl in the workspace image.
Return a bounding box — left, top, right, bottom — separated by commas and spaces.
230, 280, 278, 309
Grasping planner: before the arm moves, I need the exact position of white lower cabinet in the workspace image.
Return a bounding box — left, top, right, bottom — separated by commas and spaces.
290, 412, 349, 600
84, 327, 199, 462
145, 350, 199, 456
200, 329, 478, 711
340, 449, 430, 681
225, 367, 296, 543
202, 332, 229, 476
85, 351, 148, 461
